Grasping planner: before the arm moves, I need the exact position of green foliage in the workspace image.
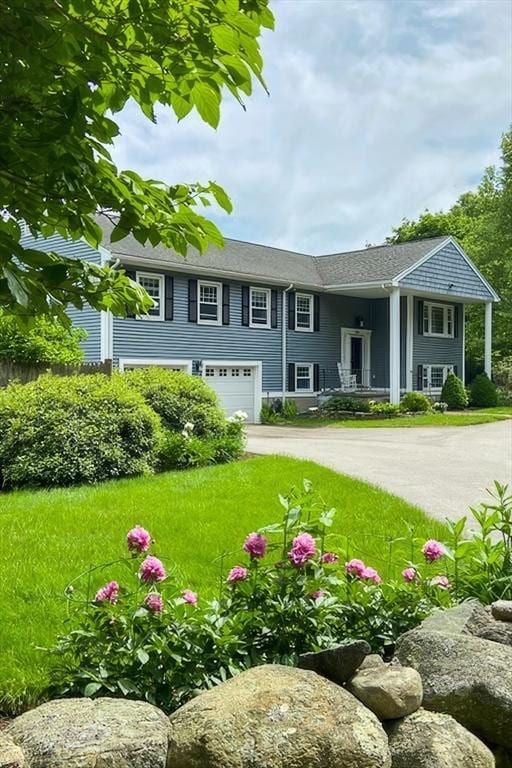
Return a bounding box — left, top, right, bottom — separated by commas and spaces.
446, 482, 512, 602
261, 398, 298, 424
0, 0, 273, 321
440, 373, 468, 410
0, 314, 85, 364
0, 374, 160, 488
368, 401, 400, 416
389, 128, 512, 365
321, 396, 371, 415
121, 367, 225, 436
399, 392, 431, 413
469, 373, 498, 408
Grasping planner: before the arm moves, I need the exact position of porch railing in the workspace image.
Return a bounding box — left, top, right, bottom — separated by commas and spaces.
320, 368, 373, 393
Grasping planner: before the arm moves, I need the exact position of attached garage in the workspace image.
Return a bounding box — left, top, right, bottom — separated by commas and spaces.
118, 358, 192, 373
202, 360, 262, 424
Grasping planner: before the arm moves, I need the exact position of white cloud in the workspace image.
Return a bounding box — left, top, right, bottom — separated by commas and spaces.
112, 0, 512, 253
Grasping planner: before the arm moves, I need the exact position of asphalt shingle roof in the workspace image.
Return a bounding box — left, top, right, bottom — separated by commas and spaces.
97, 215, 448, 288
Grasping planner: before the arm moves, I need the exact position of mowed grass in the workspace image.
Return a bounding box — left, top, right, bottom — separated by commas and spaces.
1, 455, 447, 715
286, 406, 512, 429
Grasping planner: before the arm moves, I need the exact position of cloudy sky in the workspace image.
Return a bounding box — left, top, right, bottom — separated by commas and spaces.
112, 0, 512, 254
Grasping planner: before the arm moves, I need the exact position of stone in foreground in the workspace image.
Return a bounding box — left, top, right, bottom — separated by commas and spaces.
475, 622, 512, 646
347, 665, 423, 720
7, 698, 169, 768
396, 628, 512, 748
168, 664, 391, 768
298, 639, 370, 684
492, 600, 512, 623
0, 733, 24, 768
386, 709, 494, 767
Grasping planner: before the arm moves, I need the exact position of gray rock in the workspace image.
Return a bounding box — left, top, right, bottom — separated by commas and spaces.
168, 664, 391, 768
347, 666, 423, 720
396, 628, 512, 748
475, 622, 512, 646
298, 639, 370, 684
386, 709, 494, 767
418, 600, 491, 636
492, 600, 512, 623
0, 733, 24, 768
358, 654, 385, 671
7, 698, 169, 768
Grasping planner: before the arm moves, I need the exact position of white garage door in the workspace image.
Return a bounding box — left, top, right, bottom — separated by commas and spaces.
204, 364, 257, 423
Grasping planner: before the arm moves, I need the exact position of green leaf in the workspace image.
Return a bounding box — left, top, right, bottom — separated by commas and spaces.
212, 25, 240, 54
192, 83, 220, 129
84, 682, 102, 697
137, 648, 150, 665
209, 182, 233, 213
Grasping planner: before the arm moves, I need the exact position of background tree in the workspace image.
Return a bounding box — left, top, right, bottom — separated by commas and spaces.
389, 128, 512, 373
0, 315, 86, 364
1, 0, 273, 322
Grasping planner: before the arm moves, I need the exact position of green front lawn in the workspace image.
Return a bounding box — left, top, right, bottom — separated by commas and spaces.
0, 455, 447, 715
284, 406, 512, 429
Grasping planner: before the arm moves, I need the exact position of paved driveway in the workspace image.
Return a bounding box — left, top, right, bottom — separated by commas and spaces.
246, 421, 512, 523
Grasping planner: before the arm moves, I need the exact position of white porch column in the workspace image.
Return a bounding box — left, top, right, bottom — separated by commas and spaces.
389, 287, 401, 404
484, 301, 493, 378
406, 295, 414, 392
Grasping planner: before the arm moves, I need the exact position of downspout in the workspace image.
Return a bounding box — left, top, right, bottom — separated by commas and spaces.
282, 283, 294, 402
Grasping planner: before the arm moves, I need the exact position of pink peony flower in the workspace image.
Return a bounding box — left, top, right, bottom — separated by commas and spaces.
243, 532, 268, 560
126, 525, 151, 554
94, 580, 119, 604
310, 589, 325, 601
402, 567, 417, 583
362, 566, 382, 584
422, 539, 445, 562
321, 552, 338, 565
227, 565, 248, 583
432, 575, 450, 589
181, 589, 198, 605
139, 555, 166, 583
288, 532, 317, 567
345, 558, 366, 578
144, 593, 163, 613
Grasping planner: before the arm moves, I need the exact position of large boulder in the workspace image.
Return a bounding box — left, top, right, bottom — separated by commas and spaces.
298, 640, 370, 684
475, 622, 512, 646
7, 698, 169, 768
418, 600, 491, 636
492, 601, 512, 623
168, 664, 391, 768
386, 709, 494, 767
0, 732, 24, 767
347, 665, 423, 720
396, 628, 512, 748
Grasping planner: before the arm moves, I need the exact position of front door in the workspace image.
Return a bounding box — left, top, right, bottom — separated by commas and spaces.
350, 336, 363, 383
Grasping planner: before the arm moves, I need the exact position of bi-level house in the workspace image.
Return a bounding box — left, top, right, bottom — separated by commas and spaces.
21, 216, 498, 422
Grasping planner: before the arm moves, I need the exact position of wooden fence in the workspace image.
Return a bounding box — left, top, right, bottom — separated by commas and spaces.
0, 359, 113, 388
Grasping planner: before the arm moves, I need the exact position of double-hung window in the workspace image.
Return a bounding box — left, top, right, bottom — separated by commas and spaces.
198, 280, 221, 325
423, 302, 454, 338
423, 364, 454, 390
295, 363, 313, 392
250, 287, 270, 328
295, 293, 313, 331
136, 272, 164, 320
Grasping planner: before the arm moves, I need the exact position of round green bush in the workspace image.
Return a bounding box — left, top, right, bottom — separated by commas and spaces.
399, 392, 431, 413
469, 373, 498, 408
440, 373, 468, 410
121, 367, 225, 436
0, 374, 161, 489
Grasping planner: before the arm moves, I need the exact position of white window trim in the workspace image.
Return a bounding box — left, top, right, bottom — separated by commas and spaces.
423, 302, 455, 338
422, 364, 454, 392
198, 280, 222, 326
295, 292, 313, 332
295, 362, 314, 393
249, 286, 271, 329
136, 271, 164, 321
118, 358, 192, 373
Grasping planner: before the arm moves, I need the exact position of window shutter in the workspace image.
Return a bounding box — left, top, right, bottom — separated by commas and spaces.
222, 284, 230, 325
453, 365, 458, 378
288, 291, 295, 330
453, 305, 459, 337
313, 363, 320, 392
271, 290, 278, 328
165, 276, 174, 321
287, 363, 295, 392
417, 300, 424, 335
188, 279, 197, 323
241, 286, 250, 326
417, 364, 424, 391
124, 269, 136, 318
313, 295, 320, 332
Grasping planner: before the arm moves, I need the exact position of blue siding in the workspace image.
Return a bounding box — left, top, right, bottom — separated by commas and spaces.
399, 242, 494, 300
113, 269, 283, 391
20, 232, 103, 362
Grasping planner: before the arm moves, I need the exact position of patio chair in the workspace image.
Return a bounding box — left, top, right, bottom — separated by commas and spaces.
337, 363, 357, 392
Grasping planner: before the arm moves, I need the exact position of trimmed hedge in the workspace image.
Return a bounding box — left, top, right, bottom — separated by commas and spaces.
399, 392, 431, 413
469, 373, 498, 408
440, 373, 468, 410
0, 374, 160, 489
321, 396, 371, 415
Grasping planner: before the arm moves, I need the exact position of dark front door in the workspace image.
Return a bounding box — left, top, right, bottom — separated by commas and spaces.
350, 336, 363, 383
